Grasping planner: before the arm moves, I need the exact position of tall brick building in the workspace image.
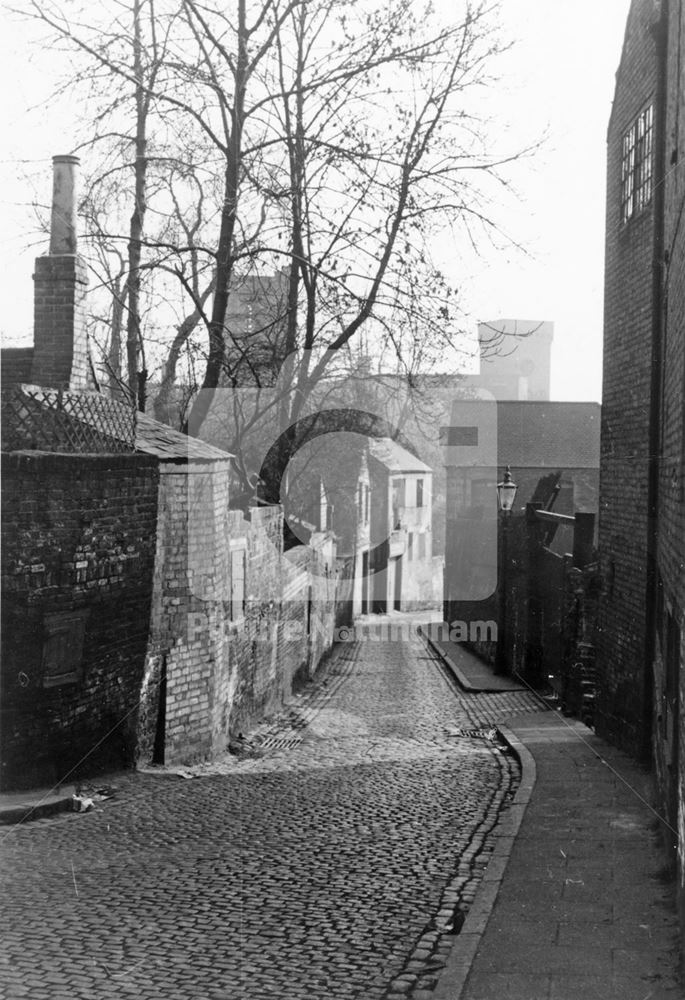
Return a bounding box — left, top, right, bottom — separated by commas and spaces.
597, 0, 684, 923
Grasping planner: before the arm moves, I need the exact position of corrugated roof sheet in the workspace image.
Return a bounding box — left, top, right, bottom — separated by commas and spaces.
368, 437, 432, 473
135, 412, 233, 462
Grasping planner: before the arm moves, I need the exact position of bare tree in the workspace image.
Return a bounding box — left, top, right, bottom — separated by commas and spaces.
17, 0, 534, 464
20, 0, 180, 407
185, 0, 533, 494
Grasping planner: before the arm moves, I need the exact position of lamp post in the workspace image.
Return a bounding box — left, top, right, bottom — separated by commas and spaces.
495, 466, 517, 674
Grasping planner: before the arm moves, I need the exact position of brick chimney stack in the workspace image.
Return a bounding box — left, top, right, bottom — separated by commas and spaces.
31, 155, 93, 391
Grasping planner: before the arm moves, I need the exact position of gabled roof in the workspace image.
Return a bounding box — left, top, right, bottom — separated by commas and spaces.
135, 412, 233, 462
607, 0, 662, 136
368, 437, 432, 474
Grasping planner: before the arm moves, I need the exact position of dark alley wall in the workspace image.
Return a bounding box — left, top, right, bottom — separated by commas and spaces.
598, 0, 685, 944
1, 452, 158, 790
597, 0, 660, 754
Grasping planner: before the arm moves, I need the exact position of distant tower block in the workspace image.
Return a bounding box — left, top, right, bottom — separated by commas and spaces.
475, 319, 554, 401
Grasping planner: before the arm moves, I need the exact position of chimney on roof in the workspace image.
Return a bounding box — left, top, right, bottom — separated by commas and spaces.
30, 154, 93, 392
49, 154, 79, 254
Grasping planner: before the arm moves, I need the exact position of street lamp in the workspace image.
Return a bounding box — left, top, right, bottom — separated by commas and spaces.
497, 466, 518, 515
495, 466, 517, 674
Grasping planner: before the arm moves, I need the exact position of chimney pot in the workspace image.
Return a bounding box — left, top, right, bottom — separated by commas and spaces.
50, 154, 80, 255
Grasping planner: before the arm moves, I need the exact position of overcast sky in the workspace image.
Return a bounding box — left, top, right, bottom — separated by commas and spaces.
0, 0, 631, 402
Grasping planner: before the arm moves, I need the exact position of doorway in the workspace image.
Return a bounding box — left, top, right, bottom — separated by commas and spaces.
152, 654, 167, 765
393, 556, 402, 611
361, 550, 369, 614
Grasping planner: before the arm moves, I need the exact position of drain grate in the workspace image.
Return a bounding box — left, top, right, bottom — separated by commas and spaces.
258, 734, 304, 751
445, 727, 499, 740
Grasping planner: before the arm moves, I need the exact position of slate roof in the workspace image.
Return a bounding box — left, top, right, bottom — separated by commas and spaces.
368, 437, 432, 474
135, 412, 233, 462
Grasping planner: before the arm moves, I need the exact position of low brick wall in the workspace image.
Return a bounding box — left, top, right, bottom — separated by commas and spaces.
1, 452, 159, 790
139, 487, 343, 768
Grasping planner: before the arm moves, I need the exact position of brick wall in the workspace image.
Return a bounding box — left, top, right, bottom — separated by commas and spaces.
138, 460, 233, 765
597, 0, 660, 753
655, 0, 685, 924
224, 513, 339, 737
1, 452, 159, 789
1, 451, 344, 781
31, 255, 94, 392
139, 486, 342, 767
599, 0, 685, 944
658, 2, 685, 602
0, 348, 33, 388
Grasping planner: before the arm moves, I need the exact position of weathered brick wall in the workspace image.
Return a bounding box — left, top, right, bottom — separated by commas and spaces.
226, 513, 339, 737
0, 348, 33, 388
656, 0, 685, 926
1, 452, 159, 789
139, 490, 342, 767
225, 505, 292, 733
138, 461, 233, 765
31, 256, 94, 392
597, 0, 660, 752
284, 535, 339, 681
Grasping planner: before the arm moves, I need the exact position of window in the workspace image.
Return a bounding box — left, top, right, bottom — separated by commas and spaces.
42, 610, 89, 687
416, 479, 424, 508
407, 532, 414, 561
418, 533, 426, 560
392, 478, 406, 528
230, 548, 246, 621
621, 105, 653, 224
392, 478, 406, 506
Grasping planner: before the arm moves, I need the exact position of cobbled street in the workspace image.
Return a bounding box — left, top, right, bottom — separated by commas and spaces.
0, 614, 540, 1000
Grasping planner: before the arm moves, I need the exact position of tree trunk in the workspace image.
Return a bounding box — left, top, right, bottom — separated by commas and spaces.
186, 0, 247, 434
126, 0, 149, 410
153, 276, 216, 423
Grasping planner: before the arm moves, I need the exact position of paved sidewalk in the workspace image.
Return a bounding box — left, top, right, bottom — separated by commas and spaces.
419, 623, 528, 693
430, 675, 683, 998
0, 783, 75, 825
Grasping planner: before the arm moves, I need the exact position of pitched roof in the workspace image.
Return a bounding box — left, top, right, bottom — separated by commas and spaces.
135, 412, 233, 462
368, 437, 432, 474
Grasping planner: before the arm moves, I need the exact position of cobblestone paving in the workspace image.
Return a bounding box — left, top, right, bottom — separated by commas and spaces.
0, 616, 521, 1000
